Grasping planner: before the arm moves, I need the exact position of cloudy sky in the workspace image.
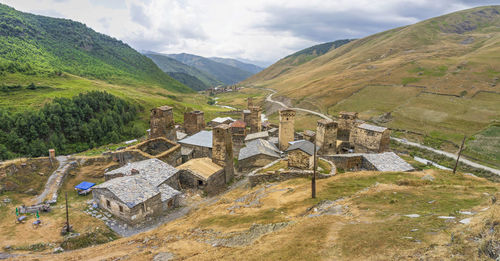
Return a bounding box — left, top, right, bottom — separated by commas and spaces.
1, 0, 498, 66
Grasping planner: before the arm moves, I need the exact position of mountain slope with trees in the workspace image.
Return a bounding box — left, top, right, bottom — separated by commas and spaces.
167, 53, 254, 85
209, 57, 263, 74
0, 3, 190, 93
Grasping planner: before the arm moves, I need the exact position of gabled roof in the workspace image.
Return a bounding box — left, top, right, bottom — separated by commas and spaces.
178, 130, 213, 148
211, 117, 235, 123
245, 131, 269, 142
176, 131, 188, 140
94, 175, 160, 208
357, 123, 387, 133
176, 157, 223, 180
104, 159, 179, 183
286, 140, 319, 156
239, 139, 280, 161
363, 152, 414, 172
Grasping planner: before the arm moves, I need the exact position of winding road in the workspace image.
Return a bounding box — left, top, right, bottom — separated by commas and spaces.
260, 87, 500, 176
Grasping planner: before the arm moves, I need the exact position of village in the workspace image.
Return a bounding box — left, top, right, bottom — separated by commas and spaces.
76, 95, 414, 229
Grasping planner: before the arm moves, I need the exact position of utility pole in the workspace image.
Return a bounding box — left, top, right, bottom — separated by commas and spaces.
65, 192, 70, 233
312, 142, 317, 198
453, 135, 466, 174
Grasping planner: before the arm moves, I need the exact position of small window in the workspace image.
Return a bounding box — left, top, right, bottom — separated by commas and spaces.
198, 180, 203, 186
119, 205, 123, 213
168, 200, 173, 208
106, 200, 110, 208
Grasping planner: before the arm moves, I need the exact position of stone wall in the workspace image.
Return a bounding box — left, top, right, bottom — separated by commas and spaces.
212, 124, 234, 183
179, 169, 225, 196
337, 112, 358, 141
322, 154, 377, 171
248, 158, 336, 187
350, 127, 390, 153
111, 138, 182, 167
150, 106, 176, 142
316, 119, 338, 155
278, 109, 296, 150
249, 106, 262, 133
184, 111, 205, 135
288, 150, 313, 169
93, 188, 162, 225
238, 154, 280, 172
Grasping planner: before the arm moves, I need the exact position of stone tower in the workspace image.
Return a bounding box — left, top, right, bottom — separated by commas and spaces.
184, 110, 205, 135
212, 124, 234, 183
316, 119, 338, 155
247, 97, 254, 108
278, 109, 296, 150
150, 105, 176, 142
337, 111, 358, 141
248, 106, 262, 134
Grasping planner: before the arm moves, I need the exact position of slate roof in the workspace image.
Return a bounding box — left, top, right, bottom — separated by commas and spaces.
303, 130, 316, 137
363, 152, 414, 172
245, 131, 269, 142
178, 130, 213, 148
96, 159, 181, 208
94, 176, 160, 208
357, 123, 387, 133
211, 117, 235, 123
104, 158, 179, 182
286, 140, 319, 156
238, 139, 280, 161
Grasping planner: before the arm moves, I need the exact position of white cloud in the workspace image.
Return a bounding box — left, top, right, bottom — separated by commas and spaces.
0, 0, 495, 65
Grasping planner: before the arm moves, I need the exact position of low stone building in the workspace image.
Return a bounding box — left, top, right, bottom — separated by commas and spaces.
350, 123, 390, 153
94, 159, 181, 225
238, 139, 281, 171
112, 137, 181, 167
178, 130, 213, 159
244, 131, 269, 143
286, 140, 318, 169
325, 152, 413, 172
176, 157, 225, 195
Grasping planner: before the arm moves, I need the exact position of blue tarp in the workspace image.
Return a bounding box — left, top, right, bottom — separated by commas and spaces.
75, 181, 95, 190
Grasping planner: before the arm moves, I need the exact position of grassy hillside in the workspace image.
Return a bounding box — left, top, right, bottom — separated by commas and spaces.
209, 57, 263, 74
144, 52, 222, 88
244, 39, 352, 83
168, 53, 254, 85
166, 72, 209, 91
18, 167, 499, 260
243, 6, 500, 166
0, 3, 190, 93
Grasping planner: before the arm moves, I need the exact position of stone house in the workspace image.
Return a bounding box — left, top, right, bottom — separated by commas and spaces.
178, 130, 213, 160
316, 119, 338, 155
337, 111, 359, 141
238, 139, 281, 171
94, 159, 181, 225
324, 152, 413, 172
349, 123, 390, 153
302, 130, 316, 142
177, 157, 225, 195
286, 140, 318, 169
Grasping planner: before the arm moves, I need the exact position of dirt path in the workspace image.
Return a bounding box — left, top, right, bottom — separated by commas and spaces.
33, 156, 71, 204
263, 88, 333, 120
392, 137, 500, 176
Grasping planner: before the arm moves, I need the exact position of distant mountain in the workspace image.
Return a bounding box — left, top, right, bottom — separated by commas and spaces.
167, 53, 254, 85
166, 72, 209, 91
209, 57, 263, 74
244, 39, 353, 83
0, 3, 190, 93
144, 52, 222, 89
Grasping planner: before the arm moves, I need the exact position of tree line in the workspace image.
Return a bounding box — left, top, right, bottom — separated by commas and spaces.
0, 91, 142, 160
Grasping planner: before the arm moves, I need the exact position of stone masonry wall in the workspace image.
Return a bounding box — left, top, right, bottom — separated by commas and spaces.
316, 119, 338, 155
279, 109, 296, 150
